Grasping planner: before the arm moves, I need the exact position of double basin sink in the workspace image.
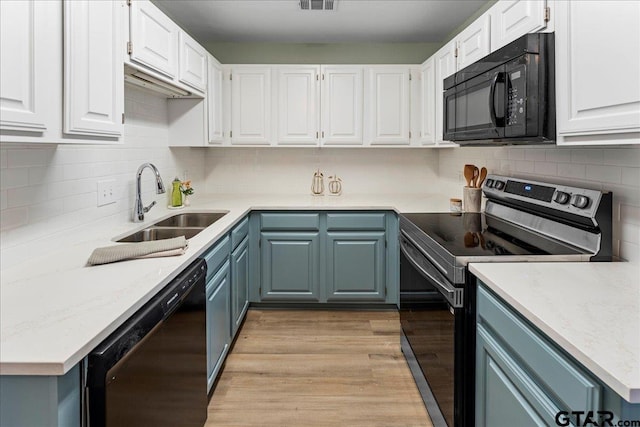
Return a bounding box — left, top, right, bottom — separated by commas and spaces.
117, 212, 228, 242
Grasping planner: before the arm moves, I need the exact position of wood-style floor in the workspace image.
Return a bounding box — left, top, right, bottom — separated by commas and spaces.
206, 309, 432, 426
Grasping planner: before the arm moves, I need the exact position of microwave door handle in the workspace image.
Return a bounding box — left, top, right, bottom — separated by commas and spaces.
489, 72, 506, 127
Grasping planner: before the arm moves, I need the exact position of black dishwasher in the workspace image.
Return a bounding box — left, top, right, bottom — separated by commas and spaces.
87, 258, 207, 427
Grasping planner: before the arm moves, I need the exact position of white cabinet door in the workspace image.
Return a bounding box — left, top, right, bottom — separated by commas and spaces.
434, 42, 457, 144
556, 0, 640, 143
208, 56, 224, 144
129, 0, 178, 79
277, 66, 320, 145
321, 66, 364, 146
490, 0, 548, 50
368, 67, 410, 145
231, 67, 271, 145
456, 14, 491, 71
419, 57, 436, 145
64, 0, 124, 137
179, 31, 207, 93
0, 1, 50, 132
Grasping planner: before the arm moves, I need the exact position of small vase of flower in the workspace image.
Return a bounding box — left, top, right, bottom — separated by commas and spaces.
181, 180, 194, 206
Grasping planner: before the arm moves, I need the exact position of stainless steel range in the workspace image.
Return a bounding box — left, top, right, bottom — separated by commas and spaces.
399, 174, 612, 427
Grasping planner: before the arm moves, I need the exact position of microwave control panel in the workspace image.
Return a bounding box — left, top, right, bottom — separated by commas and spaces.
506, 63, 527, 130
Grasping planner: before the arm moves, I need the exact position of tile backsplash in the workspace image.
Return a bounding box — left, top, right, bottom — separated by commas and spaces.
0, 86, 204, 235
1, 91, 638, 262
439, 145, 640, 262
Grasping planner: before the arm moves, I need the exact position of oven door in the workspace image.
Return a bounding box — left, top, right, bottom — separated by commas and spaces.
399, 233, 465, 427
444, 66, 506, 141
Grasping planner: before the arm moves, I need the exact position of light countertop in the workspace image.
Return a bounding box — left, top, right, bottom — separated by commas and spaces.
0, 193, 449, 376
470, 262, 640, 404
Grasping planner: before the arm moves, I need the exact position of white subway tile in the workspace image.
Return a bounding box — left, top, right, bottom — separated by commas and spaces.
0, 150, 7, 169
507, 148, 525, 160
620, 221, 639, 245
585, 164, 621, 184
0, 207, 28, 230
620, 203, 640, 226
545, 148, 571, 163
7, 148, 55, 167
621, 167, 640, 187
7, 184, 47, 208
0, 189, 6, 210
525, 149, 546, 161
29, 200, 64, 223
557, 163, 586, 179
0, 168, 29, 190
534, 162, 557, 176
619, 240, 639, 263
571, 148, 603, 164
63, 192, 96, 213
515, 160, 535, 174
603, 148, 640, 167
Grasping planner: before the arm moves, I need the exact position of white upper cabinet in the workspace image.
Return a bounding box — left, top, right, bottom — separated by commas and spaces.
64, 0, 124, 137
129, 0, 179, 79
367, 67, 411, 145
277, 66, 320, 146
419, 57, 436, 145
179, 31, 207, 93
490, 0, 549, 50
456, 14, 491, 70
434, 42, 457, 144
555, 0, 640, 145
321, 66, 364, 146
0, 1, 52, 132
231, 67, 272, 145
208, 56, 224, 144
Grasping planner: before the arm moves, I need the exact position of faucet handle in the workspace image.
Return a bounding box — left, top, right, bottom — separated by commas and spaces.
143, 200, 157, 213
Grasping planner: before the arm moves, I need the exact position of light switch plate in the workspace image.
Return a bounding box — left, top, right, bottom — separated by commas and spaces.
97, 179, 116, 206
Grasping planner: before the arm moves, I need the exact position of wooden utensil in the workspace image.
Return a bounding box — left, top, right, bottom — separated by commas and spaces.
477, 167, 487, 188
464, 164, 475, 187
471, 166, 480, 188
464, 232, 479, 248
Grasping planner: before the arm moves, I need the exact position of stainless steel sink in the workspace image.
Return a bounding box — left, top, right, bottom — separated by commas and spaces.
116, 211, 229, 242
153, 212, 228, 228
117, 227, 205, 243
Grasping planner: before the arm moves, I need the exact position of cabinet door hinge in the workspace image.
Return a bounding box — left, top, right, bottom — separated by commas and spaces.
321, 131, 325, 138
316, 74, 319, 81
409, 74, 412, 81
127, 41, 133, 55
322, 74, 325, 80
121, 113, 125, 124
316, 131, 319, 139
230, 130, 233, 138
544, 6, 551, 22
229, 73, 232, 81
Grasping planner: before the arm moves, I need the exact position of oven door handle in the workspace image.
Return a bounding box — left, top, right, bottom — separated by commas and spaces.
400, 236, 463, 308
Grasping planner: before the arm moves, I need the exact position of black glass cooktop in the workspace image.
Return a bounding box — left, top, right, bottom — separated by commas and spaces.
401, 212, 586, 258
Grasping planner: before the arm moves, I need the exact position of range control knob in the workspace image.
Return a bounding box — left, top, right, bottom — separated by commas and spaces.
570, 194, 590, 209
485, 179, 494, 188
554, 191, 571, 205
493, 180, 505, 190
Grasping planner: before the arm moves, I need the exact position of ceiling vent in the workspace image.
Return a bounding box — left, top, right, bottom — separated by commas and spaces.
299, 0, 336, 11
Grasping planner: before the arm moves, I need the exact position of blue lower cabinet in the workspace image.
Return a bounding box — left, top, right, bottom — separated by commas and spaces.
326, 232, 386, 301
260, 231, 320, 301
206, 261, 231, 391
231, 236, 249, 337
476, 283, 602, 427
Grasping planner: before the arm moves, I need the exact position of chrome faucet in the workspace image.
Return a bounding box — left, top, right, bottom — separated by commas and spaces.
133, 163, 165, 222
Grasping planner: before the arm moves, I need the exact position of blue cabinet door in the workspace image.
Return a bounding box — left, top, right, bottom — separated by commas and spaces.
206, 261, 230, 391
326, 232, 386, 301
260, 232, 320, 301
231, 236, 249, 337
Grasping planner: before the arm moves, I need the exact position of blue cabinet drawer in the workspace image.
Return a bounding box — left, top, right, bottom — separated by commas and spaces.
260, 213, 320, 231
326, 213, 386, 231
477, 286, 601, 412
203, 235, 230, 282
231, 217, 249, 250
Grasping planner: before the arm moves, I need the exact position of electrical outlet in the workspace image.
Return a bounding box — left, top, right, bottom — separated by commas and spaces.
97, 179, 116, 206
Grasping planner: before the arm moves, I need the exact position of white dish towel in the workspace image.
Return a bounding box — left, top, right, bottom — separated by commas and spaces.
87, 236, 188, 266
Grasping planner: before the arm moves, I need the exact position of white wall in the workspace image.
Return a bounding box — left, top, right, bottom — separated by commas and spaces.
203, 148, 440, 195
439, 146, 640, 262
0, 86, 205, 233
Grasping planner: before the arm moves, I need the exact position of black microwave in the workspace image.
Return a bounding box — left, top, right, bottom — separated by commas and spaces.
443, 33, 555, 145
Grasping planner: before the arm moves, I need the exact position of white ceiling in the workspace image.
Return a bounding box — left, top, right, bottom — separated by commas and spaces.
152, 0, 490, 43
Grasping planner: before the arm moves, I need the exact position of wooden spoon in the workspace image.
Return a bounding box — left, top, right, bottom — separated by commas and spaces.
464, 164, 475, 187
477, 167, 488, 188
471, 166, 480, 188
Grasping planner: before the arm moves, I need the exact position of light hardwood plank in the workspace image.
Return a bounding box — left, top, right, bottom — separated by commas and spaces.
206, 309, 432, 426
